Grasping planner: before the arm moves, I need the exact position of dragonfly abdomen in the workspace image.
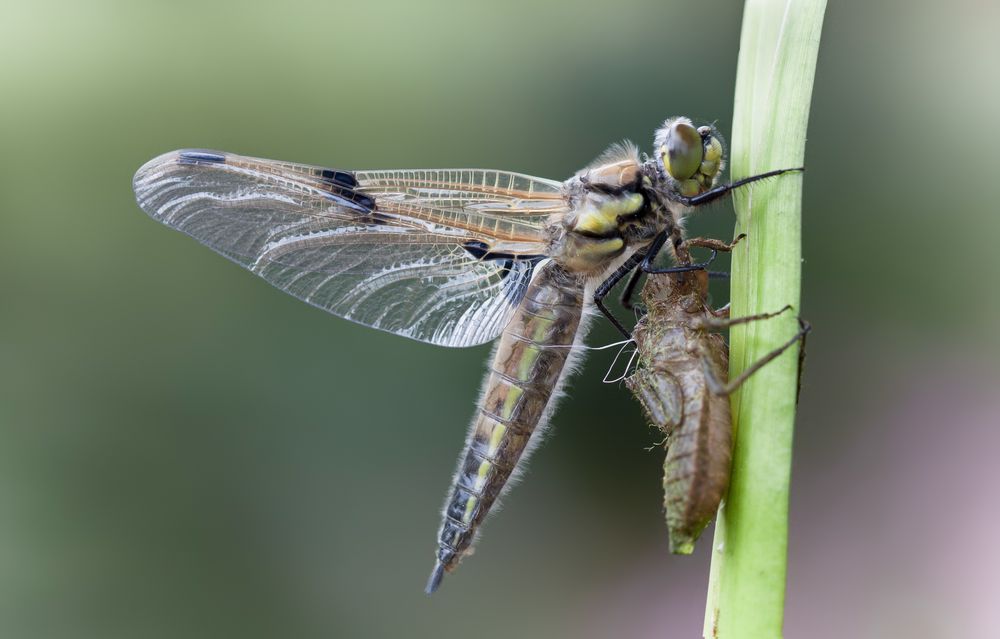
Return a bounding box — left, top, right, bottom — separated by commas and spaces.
427, 261, 586, 593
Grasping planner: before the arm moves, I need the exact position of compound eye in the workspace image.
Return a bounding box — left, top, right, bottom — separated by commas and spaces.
660, 120, 704, 181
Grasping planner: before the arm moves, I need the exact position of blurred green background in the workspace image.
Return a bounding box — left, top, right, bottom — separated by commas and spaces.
2, 0, 998, 637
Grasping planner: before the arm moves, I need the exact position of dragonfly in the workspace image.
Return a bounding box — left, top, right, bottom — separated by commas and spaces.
132, 117, 799, 593
627, 237, 810, 554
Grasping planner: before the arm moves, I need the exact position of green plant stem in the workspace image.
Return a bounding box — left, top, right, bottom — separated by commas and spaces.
702, 1, 826, 638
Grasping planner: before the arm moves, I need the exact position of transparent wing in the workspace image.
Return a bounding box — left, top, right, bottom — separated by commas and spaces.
133, 150, 566, 347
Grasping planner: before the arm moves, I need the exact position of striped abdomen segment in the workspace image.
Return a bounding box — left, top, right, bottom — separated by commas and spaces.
427, 262, 585, 592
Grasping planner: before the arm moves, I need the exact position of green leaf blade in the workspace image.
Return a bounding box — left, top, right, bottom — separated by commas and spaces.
703, 1, 827, 638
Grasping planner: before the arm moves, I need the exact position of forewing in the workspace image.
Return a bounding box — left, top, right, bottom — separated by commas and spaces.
133, 150, 563, 347
355, 168, 568, 220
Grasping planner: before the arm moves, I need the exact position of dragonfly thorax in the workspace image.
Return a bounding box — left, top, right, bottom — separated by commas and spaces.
550, 183, 664, 274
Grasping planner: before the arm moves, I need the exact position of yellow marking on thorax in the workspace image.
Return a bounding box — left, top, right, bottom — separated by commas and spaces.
571, 193, 644, 236
601, 192, 644, 218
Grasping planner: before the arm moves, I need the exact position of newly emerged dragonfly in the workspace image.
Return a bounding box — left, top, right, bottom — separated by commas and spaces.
132, 117, 798, 593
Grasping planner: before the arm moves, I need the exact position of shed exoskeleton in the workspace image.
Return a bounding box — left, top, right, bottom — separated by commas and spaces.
626, 237, 810, 553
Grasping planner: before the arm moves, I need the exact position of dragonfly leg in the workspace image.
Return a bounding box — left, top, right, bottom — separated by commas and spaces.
643, 250, 718, 274
619, 231, 669, 310
594, 251, 648, 338
622, 233, 743, 308
796, 318, 811, 403
678, 167, 803, 207
619, 267, 645, 311
699, 304, 792, 331
641, 232, 748, 275
661, 234, 745, 279
709, 303, 731, 319
702, 317, 812, 396
683, 233, 746, 253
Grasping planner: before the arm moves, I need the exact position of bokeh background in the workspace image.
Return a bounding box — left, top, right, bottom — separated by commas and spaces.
2, 0, 998, 637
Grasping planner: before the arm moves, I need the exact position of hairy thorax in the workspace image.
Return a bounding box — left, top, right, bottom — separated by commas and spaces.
546, 144, 667, 276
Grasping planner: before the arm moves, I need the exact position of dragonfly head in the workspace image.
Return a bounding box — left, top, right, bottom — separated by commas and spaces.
654, 117, 726, 198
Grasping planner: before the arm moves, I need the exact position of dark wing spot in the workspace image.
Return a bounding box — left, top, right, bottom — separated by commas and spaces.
319, 168, 358, 188
320, 187, 375, 214
312, 170, 373, 214
353, 192, 375, 210
462, 240, 492, 260
178, 150, 226, 164
462, 241, 545, 305
462, 240, 545, 266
